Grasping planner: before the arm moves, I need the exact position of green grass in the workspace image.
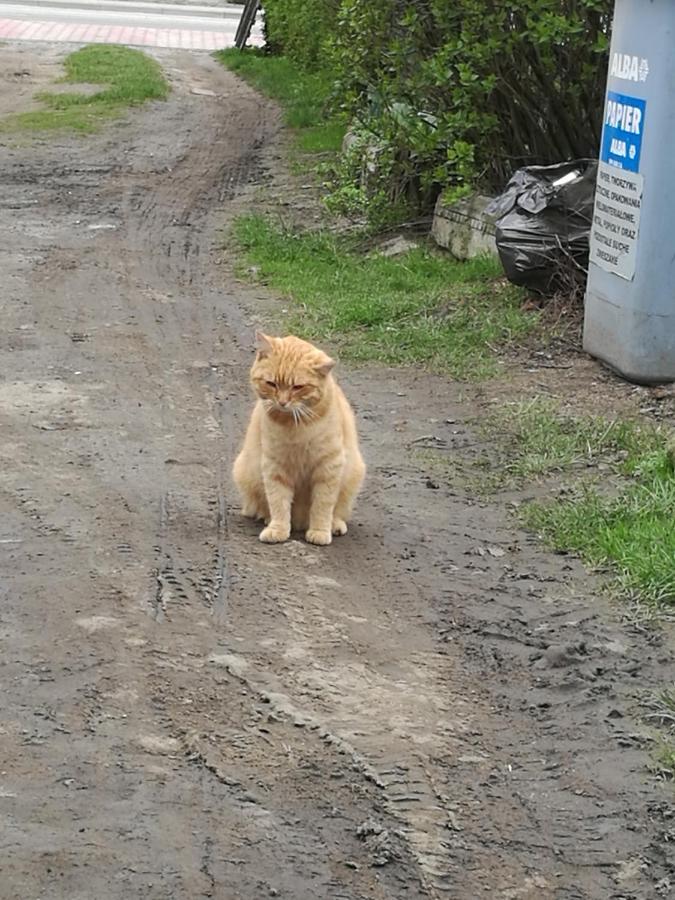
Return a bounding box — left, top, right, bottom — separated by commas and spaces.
0, 45, 169, 134
216, 49, 345, 153
481, 398, 674, 606
523, 438, 675, 606
660, 686, 675, 717
413, 399, 666, 495
234, 214, 534, 379
487, 397, 666, 480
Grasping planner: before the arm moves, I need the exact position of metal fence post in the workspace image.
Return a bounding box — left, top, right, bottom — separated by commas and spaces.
235, 0, 261, 50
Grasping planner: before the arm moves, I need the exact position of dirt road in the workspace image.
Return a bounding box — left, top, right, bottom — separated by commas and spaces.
1, 49, 674, 900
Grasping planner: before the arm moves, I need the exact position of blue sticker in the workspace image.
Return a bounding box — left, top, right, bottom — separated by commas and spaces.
600, 91, 646, 173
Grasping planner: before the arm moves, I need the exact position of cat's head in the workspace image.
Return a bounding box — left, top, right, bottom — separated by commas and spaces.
250, 332, 335, 422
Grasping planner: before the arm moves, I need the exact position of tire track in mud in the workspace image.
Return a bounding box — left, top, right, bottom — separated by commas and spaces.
219, 546, 481, 898
95, 66, 274, 632
110, 60, 466, 893
4, 51, 433, 899
113, 64, 276, 634
97, 54, 433, 897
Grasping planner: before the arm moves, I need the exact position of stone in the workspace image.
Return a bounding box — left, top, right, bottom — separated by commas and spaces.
431, 192, 499, 260
376, 236, 419, 257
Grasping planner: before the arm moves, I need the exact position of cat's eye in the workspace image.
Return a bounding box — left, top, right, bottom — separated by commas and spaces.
292, 385, 305, 391
266, 380, 277, 388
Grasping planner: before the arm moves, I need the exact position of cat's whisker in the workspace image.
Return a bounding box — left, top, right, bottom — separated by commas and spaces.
298, 404, 316, 422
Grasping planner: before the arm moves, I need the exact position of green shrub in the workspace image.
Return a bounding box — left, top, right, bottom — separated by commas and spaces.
261, 1, 612, 219
263, 0, 341, 71
329, 1, 611, 209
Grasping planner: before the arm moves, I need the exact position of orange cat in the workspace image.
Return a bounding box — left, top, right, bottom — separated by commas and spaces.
233, 333, 366, 545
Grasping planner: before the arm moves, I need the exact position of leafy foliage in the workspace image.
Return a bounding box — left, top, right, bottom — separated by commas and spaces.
262, 0, 341, 71
262, 1, 612, 217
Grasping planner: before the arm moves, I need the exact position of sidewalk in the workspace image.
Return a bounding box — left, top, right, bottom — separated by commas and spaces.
0, 0, 263, 48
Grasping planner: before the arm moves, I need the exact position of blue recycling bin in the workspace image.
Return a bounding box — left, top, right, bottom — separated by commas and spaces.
583, 0, 675, 384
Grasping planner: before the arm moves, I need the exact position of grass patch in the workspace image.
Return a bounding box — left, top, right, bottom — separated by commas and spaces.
234, 214, 533, 379
523, 472, 675, 606
516, 408, 675, 605
216, 49, 345, 153
484, 398, 674, 606
410, 396, 663, 495
487, 397, 666, 481
0, 45, 168, 134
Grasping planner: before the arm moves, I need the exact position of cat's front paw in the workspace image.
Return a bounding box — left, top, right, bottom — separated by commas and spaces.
305, 528, 332, 546
259, 524, 290, 543
332, 518, 348, 536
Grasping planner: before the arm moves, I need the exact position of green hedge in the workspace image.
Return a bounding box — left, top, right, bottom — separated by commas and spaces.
263, 0, 612, 215
262, 0, 340, 71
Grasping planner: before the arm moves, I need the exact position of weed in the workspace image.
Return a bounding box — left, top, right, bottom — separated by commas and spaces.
659, 686, 675, 716
653, 742, 675, 779
233, 214, 533, 379
0, 45, 168, 134
647, 686, 675, 779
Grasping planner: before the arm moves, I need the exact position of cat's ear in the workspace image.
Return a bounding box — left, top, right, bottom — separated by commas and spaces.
315, 356, 335, 377
254, 331, 273, 357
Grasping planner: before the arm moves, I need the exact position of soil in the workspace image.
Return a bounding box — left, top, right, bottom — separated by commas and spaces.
1, 46, 674, 900
0, 46, 69, 118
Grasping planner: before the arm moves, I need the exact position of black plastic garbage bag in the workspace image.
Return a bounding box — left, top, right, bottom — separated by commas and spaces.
486, 160, 597, 295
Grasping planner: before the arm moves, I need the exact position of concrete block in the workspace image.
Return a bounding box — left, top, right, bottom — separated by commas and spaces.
431, 192, 498, 260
